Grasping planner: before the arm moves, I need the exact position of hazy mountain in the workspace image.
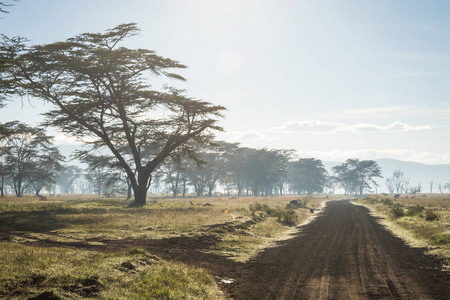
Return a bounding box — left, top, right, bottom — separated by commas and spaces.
324, 158, 450, 193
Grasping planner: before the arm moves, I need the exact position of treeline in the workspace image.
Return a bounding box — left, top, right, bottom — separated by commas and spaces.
0, 123, 386, 198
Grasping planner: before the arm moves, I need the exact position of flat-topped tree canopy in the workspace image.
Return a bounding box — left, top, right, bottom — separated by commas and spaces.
0, 23, 225, 206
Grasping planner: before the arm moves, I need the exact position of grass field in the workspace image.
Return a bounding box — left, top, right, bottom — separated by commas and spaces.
0, 194, 333, 299
353, 194, 450, 270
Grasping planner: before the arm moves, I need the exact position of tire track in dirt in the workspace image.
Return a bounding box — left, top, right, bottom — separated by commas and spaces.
227, 200, 450, 299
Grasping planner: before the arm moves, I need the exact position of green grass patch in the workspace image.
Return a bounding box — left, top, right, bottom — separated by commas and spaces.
0, 243, 224, 299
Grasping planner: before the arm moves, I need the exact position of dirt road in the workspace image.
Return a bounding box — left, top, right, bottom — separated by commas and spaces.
226, 200, 450, 299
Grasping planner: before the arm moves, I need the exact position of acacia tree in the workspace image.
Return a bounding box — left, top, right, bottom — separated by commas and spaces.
2, 122, 62, 196
0, 147, 13, 197
289, 158, 328, 195
158, 157, 184, 197
27, 147, 64, 196
81, 154, 115, 196
332, 159, 382, 195
242, 148, 288, 196
57, 165, 83, 193
1, 24, 225, 206
225, 146, 249, 196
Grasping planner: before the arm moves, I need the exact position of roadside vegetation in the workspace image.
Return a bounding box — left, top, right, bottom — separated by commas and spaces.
0, 194, 333, 299
354, 194, 450, 269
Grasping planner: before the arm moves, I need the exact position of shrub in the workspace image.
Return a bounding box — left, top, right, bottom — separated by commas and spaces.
381, 198, 394, 206
249, 203, 268, 218
425, 210, 439, 221
250, 204, 299, 226
362, 196, 378, 204
406, 205, 424, 217
276, 209, 299, 226
286, 200, 307, 209
391, 207, 405, 218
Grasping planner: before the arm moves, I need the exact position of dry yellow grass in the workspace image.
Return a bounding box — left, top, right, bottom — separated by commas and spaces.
353, 194, 450, 270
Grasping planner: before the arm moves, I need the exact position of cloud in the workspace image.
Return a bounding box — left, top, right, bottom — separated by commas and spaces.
343, 105, 450, 119
269, 120, 433, 134
51, 131, 82, 145
50, 129, 95, 145
220, 130, 279, 143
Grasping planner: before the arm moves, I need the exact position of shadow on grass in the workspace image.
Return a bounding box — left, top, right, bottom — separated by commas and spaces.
0, 208, 111, 234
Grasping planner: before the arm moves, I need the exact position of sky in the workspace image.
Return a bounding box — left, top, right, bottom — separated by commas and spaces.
1, 0, 450, 165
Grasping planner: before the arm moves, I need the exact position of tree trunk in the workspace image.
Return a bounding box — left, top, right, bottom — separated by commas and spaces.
0, 172, 4, 197
173, 171, 180, 197
14, 176, 22, 197
133, 185, 147, 207
132, 173, 152, 207
182, 179, 186, 197
126, 183, 132, 200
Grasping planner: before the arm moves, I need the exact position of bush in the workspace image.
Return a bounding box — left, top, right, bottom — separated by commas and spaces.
249, 203, 269, 218
381, 198, 394, 206
406, 205, 424, 217
278, 209, 298, 226
425, 210, 439, 221
286, 200, 307, 209
362, 196, 378, 205
250, 203, 299, 226
391, 207, 405, 218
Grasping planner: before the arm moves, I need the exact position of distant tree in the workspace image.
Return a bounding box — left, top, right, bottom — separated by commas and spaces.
0, 24, 225, 206
401, 178, 410, 194
0, 147, 13, 197
216, 142, 240, 195
438, 183, 443, 193
429, 180, 433, 193
331, 164, 356, 194
385, 170, 410, 194
184, 159, 208, 197
289, 158, 328, 195
242, 148, 288, 196
332, 159, 382, 195
27, 147, 64, 197
444, 183, 450, 192
2, 122, 60, 196
326, 178, 338, 194
162, 159, 183, 197
225, 146, 249, 196
57, 165, 83, 193
385, 178, 395, 194
410, 182, 422, 194
273, 149, 294, 195
81, 154, 117, 196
